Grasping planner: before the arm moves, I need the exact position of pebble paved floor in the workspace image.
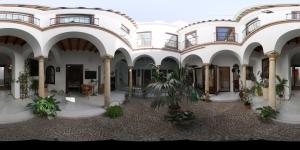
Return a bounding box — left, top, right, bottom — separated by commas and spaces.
1, 97, 300, 141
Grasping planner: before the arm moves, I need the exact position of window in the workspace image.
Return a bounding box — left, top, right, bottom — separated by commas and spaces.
121, 24, 130, 34
56, 14, 93, 24
165, 33, 178, 49
216, 27, 235, 42
245, 18, 260, 35
246, 66, 254, 80
46, 66, 55, 84
262, 58, 269, 79
185, 31, 197, 48
137, 31, 152, 48
0, 11, 35, 24
291, 11, 300, 20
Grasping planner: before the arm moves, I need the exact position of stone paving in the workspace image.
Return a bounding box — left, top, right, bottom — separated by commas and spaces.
1, 97, 300, 141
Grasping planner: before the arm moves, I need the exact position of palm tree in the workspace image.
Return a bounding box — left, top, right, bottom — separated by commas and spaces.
276, 75, 288, 98
146, 63, 200, 114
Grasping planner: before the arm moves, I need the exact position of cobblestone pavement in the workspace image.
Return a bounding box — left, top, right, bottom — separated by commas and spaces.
1, 98, 300, 141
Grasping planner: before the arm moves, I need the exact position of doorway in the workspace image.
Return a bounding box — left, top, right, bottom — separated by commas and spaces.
66, 64, 83, 93
219, 67, 230, 92
0, 66, 4, 87
209, 65, 218, 94
292, 66, 300, 90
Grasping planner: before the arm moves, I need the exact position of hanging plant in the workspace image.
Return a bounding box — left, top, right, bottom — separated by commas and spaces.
18, 59, 31, 99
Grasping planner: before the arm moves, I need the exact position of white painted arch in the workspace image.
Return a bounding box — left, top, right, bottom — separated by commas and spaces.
0, 23, 42, 57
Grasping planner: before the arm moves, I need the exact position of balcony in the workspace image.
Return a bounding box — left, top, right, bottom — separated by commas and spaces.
50, 16, 99, 26
0, 12, 40, 26
182, 36, 198, 49
286, 13, 300, 20
136, 38, 152, 48
242, 19, 261, 39
164, 39, 178, 49
215, 32, 238, 42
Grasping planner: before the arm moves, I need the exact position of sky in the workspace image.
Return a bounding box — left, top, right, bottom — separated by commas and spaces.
0, 0, 299, 23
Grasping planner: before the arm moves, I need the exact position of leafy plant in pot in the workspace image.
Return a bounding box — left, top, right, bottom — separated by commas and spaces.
147, 63, 201, 126
276, 75, 288, 99
239, 87, 253, 109
256, 106, 279, 122
27, 96, 61, 120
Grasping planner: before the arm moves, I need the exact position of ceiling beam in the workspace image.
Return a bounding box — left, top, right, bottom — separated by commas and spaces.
13, 37, 19, 45
82, 41, 89, 51
20, 40, 27, 46
68, 39, 72, 51
60, 41, 66, 51
4, 36, 9, 44
76, 38, 80, 51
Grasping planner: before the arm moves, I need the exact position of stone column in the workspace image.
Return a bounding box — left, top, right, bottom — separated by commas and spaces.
242, 64, 248, 89
104, 55, 112, 107
128, 66, 133, 97
267, 52, 279, 109
38, 56, 45, 97
204, 63, 210, 93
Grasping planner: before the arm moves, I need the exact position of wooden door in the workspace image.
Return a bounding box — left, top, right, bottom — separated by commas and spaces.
209, 65, 218, 94
219, 67, 230, 92
66, 64, 83, 93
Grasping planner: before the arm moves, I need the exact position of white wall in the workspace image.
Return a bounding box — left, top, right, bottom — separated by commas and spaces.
46, 50, 103, 93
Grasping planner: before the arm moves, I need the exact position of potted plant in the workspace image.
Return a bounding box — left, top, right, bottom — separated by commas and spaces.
262, 79, 269, 100
256, 106, 279, 122
27, 96, 61, 120
276, 75, 288, 99
147, 63, 201, 127
239, 87, 253, 109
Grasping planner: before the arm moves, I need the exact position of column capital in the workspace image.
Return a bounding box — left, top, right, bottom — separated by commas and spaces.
35, 56, 45, 60
128, 66, 133, 70
102, 55, 114, 60
242, 64, 248, 67
266, 51, 279, 59
203, 63, 211, 66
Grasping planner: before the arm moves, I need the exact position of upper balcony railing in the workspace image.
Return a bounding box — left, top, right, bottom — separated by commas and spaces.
286, 13, 300, 20
242, 19, 261, 39
0, 12, 40, 26
50, 16, 99, 26
164, 39, 178, 49
136, 38, 152, 48
214, 32, 238, 42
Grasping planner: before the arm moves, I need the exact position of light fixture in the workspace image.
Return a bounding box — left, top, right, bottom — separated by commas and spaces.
262, 10, 273, 14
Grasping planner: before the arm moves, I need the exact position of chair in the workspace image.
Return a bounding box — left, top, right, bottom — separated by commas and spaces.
81, 84, 93, 96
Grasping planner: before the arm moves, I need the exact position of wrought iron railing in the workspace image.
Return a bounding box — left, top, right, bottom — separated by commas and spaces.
0, 12, 40, 26
182, 36, 198, 49
242, 19, 261, 39
136, 38, 152, 48
214, 32, 238, 42
286, 13, 300, 20
50, 16, 99, 26
164, 39, 178, 49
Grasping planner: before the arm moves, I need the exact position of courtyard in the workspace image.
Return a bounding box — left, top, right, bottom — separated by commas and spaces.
1, 97, 300, 141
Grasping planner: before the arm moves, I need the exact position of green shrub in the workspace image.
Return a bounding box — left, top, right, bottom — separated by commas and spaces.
27, 96, 61, 120
256, 106, 279, 120
104, 105, 123, 118
165, 111, 195, 125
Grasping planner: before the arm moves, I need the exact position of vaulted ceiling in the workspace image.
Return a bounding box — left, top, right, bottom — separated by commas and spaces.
56, 38, 98, 53
286, 37, 300, 45
0, 36, 27, 46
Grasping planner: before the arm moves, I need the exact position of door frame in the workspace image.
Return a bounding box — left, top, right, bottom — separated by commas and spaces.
218, 66, 231, 92
292, 65, 300, 90
65, 64, 83, 93
0, 65, 5, 87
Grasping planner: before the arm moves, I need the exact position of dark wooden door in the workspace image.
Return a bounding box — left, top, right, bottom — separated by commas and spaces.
66, 64, 83, 93
209, 65, 218, 94
219, 67, 230, 92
